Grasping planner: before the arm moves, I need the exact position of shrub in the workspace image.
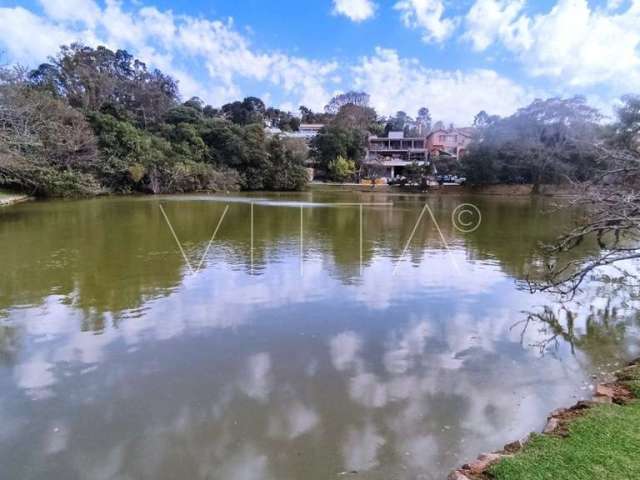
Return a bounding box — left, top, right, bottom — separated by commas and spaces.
327, 155, 356, 182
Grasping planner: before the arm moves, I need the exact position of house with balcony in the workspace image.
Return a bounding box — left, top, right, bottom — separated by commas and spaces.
426, 128, 474, 160
363, 131, 429, 180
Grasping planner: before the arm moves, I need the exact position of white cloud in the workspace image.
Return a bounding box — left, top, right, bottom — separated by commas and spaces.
394, 0, 457, 43
0, 7, 93, 64
0, 1, 338, 110
37, 0, 101, 27
0, 1, 543, 124
464, 0, 640, 90
332, 0, 377, 22
351, 47, 532, 123
463, 0, 529, 51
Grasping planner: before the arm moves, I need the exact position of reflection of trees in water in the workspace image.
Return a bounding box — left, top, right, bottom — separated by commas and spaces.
0, 194, 607, 320
514, 280, 640, 364
461, 196, 600, 281
0, 324, 20, 365
0, 199, 187, 322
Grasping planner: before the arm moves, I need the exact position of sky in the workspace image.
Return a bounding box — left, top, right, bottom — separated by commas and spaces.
0, 0, 639, 124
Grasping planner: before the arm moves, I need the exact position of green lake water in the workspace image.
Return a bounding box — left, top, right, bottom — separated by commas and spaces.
1, 191, 638, 479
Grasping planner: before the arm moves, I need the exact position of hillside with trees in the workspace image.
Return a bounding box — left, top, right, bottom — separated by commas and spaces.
0, 44, 308, 197
3, 43, 636, 196
460, 97, 609, 188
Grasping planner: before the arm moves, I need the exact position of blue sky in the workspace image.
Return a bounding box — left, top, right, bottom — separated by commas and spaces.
1, 0, 639, 123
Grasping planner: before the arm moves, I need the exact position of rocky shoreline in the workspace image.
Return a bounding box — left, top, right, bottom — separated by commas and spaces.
448, 359, 640, 480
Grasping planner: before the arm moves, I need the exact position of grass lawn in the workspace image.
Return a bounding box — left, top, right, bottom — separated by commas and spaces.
618, 364, 640, 398
490, 364, 640, 480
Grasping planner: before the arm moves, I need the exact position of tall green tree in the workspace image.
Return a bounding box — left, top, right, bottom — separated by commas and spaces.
324, 91, 370, 114
311, 125, 366, 172
240, 124, 271, 190
266, 136, 308, 190
416, 107, 432, 135
221, 96, 266, 125
384, 111, 412, 135
29, 44, 179, 127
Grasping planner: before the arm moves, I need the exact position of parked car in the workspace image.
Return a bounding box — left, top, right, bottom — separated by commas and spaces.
437, 175, 466, 185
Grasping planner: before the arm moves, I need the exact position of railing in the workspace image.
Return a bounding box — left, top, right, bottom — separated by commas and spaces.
368, 146, 427, 151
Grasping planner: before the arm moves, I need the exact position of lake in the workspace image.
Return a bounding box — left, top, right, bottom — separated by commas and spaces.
1, 191, 639, 479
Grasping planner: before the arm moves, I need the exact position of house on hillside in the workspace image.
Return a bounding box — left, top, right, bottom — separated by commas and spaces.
363, 127, 476, 182
265, 123, 325, 143
426, 128, 474, 160
363, 131, 429, 180
280, 123, 324, 141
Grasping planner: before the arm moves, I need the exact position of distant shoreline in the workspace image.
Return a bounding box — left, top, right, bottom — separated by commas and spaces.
309, 182, 582, 197
0, 183, 582, 202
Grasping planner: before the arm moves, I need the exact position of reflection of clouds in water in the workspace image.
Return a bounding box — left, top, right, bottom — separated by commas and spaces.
397, 433, 438, 472
74, 444, 124, 480
238, 353, 273, 402
212, 445, 271, 480
329, 331, 363, 372
9, 296, 120, 399
5, 250, 520, 403
352, 252, 506, 310
0, 399, 26, 444
342, 422, 386, 472
350, 373, 388, 408
268, 400, 319, 440
52, 329, 116, 365
387, 375, 419, 401
43, 421, 69, 455
383, 321, 430, 374
328, 312, 592, 475
305, 358, 319, 377
13, 353, 56, 399
4, 233, 638, 479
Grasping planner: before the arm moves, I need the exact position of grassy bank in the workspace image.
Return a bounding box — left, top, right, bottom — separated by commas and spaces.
451, 362, 640, 480
490, 363, 640, 480
490, 401, 640, 479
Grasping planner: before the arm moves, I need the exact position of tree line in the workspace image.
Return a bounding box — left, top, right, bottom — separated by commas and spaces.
0, 46, 448, 195
460, 96, 640, 188
2, 43, 639, 197
313, 90, 640, 190
0, 44, 310, 197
